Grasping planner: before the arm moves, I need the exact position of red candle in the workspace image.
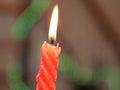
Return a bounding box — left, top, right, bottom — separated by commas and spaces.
36, 5, 61, 90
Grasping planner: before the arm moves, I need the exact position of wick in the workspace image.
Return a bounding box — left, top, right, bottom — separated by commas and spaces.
48, 38, 57, 46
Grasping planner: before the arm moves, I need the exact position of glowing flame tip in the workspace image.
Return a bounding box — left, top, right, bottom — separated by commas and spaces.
48, 4, 59, 41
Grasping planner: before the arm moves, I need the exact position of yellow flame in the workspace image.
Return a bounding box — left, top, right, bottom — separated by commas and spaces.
48, 4, 59, 40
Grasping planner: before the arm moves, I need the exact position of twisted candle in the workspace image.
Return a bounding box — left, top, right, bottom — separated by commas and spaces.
36, 42, 61, 90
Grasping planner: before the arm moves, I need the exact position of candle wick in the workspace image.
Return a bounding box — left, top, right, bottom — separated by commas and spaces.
48, 38, 57, 46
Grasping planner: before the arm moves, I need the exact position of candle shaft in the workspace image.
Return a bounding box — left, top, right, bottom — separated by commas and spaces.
36, 42, 61, 90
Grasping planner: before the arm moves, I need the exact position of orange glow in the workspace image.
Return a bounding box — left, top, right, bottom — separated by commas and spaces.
48, 4, 59, 41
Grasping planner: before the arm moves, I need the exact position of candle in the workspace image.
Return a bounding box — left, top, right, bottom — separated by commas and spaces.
36, 4, 61, 90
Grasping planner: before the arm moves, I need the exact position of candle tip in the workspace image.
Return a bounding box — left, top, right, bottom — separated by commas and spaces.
48, 38, 57, 46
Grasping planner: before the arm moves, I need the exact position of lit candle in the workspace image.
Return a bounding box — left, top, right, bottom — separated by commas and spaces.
36, 4, 61, 90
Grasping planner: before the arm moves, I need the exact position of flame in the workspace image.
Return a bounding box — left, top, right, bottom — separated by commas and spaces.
48, 4, 59, 41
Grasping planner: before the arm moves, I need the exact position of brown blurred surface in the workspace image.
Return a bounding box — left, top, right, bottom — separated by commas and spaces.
0, 14, 15, 90
0, 0, 30, 15
0, 0, 29, 89
58, 0, 120, 67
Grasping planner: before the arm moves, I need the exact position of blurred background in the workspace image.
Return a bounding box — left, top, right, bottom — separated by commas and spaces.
1, 0, 120, 90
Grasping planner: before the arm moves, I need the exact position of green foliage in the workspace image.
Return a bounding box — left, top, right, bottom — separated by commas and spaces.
12, 0, 51, 42
6, 61, 30, 90
59, 53, 93, 85
59, 53, 120, 90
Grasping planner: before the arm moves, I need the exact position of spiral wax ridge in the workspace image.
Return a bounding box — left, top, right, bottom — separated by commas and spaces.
36, 42, 61, 90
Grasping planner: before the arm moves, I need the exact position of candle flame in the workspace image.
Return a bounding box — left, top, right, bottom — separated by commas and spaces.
48, 4, 59, 41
